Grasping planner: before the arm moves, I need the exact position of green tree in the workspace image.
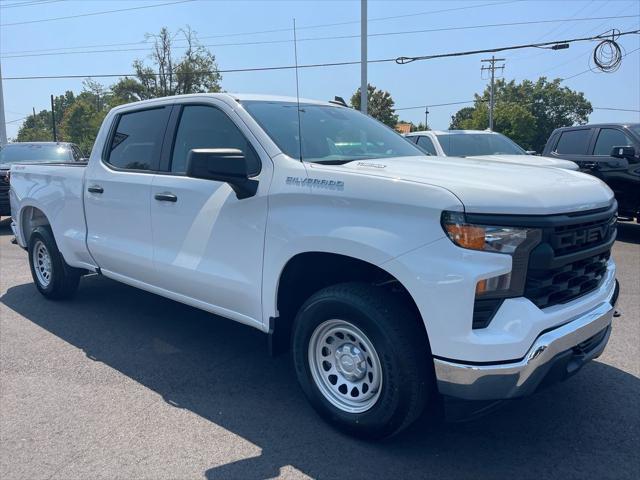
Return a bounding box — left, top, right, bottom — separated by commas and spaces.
16, 91, 75, 143
449, 106, 475, 130
450, 77, 592, 151
110, 26, 222, 101
411, 122, 428, 132
456, 102, 537, 148
59, 80, 120, 154
15, 25, 223, 154
350, 84, 399, 127
15, 111, 52, 142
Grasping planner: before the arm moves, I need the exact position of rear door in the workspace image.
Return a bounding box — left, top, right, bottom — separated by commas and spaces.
84, 106, 171, 284
149, 101, 272, 326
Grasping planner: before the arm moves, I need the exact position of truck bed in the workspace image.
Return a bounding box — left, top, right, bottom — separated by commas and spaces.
10, 162, 96, 271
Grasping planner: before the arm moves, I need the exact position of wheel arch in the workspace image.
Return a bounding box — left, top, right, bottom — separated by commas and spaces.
19, 205, 52, 246
268, 251, 428, 355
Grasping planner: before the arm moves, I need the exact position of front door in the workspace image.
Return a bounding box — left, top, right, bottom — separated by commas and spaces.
84, 106, 171, 284
549, 127, 597, 167
590, 127, 639, 216
150, 102, 271, 326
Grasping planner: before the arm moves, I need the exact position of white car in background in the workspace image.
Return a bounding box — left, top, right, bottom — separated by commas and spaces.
405, 129, 579, 170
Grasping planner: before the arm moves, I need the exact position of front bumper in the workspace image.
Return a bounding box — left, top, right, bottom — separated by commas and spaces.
434, 280, 619, 400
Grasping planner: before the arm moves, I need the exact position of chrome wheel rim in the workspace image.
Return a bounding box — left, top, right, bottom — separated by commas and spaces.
33, 240, 52, 288
308, 319, 383, 413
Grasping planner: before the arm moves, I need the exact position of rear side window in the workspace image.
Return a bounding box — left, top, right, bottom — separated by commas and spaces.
106, 107, 169, 171
170, 105, 260, 175
416, 136, 437, 155
71, 145, 82, 161
593, 128, 633, 156
554, 129, 591, 155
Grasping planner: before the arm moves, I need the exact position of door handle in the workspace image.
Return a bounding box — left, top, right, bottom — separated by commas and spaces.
154, 192, 178, 203
87, 185, 104, 194
581, 162, 599, 170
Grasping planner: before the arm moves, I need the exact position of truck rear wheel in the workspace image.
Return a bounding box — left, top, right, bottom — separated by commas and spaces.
28, 226, 81, 300
292, 282, 433, 439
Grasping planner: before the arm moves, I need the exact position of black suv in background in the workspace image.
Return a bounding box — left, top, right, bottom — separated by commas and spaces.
543, 123, 640, 221
0, 142, 85, 217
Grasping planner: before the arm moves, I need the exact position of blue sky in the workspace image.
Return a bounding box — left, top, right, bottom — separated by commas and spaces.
1, 0, 639, 140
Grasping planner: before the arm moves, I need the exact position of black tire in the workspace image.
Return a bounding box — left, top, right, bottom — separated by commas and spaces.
292, 282, 434, 439
28, 226, 81, 300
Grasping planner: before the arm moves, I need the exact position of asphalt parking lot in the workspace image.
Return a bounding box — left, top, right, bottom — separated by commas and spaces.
0, 217, 638, 480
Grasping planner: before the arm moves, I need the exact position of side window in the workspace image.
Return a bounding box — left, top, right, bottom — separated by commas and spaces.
71, 146, 82, 161
107, 107, 169, 171
416, 135, 437, 155
554, 129, 591, 155
171, 105, 260, 175
593, 128, 633, 156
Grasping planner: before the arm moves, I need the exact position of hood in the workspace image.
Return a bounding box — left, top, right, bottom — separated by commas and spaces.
333, 156, 614, 215
465, 154, 579, 170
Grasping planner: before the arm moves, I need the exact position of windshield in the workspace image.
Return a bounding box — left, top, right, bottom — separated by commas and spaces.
242, 101, 424, 163
0, 144, 72, 165
436, 132, 526, 157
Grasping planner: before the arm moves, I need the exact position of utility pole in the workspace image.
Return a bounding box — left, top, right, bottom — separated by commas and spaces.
50, 94, 57, 142
480, 56, 505, 131
424, 106, 429, 128
0, 63, 7, 145
360, 0, 367, 115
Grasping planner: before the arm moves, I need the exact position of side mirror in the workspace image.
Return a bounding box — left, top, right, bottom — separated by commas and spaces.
525, 150, 537, 155
186, 148, 259, 199
610, 145, 635, 159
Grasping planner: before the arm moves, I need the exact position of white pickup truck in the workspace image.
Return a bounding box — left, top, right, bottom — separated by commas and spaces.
9, 94, 619, 438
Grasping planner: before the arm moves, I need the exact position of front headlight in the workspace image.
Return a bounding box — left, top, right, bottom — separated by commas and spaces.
441, 211, 541, 298
441, 211, 533, 253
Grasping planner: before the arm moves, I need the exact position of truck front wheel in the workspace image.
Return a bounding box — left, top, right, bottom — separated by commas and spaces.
28, 226, 81, 300
292, 282, 434, 439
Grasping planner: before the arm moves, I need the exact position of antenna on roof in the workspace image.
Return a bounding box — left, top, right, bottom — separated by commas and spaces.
293, 18, 303, 162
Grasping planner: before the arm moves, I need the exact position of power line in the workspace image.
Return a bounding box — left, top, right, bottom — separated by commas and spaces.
396, 101, 640, 113
593, 107, 640, 112
508, 1, 637, 63
0, 0, 520, 55
8, 103, 637, 125
163, 0, 521, 39
2, 14, 637, 60
0, 0, 66, 9
0, 0, 195, 27
4, 116, 29, 124
397, 101, 477, 111
561, 46, 640, 80
395, 28, 639, 64
521, 19, 639, 77
4, 29, 639, 81
530, 0, 599, 43
1, 59, 376, 80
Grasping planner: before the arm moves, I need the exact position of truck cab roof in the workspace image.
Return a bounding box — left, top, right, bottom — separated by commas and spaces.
109, 93, 339, 115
